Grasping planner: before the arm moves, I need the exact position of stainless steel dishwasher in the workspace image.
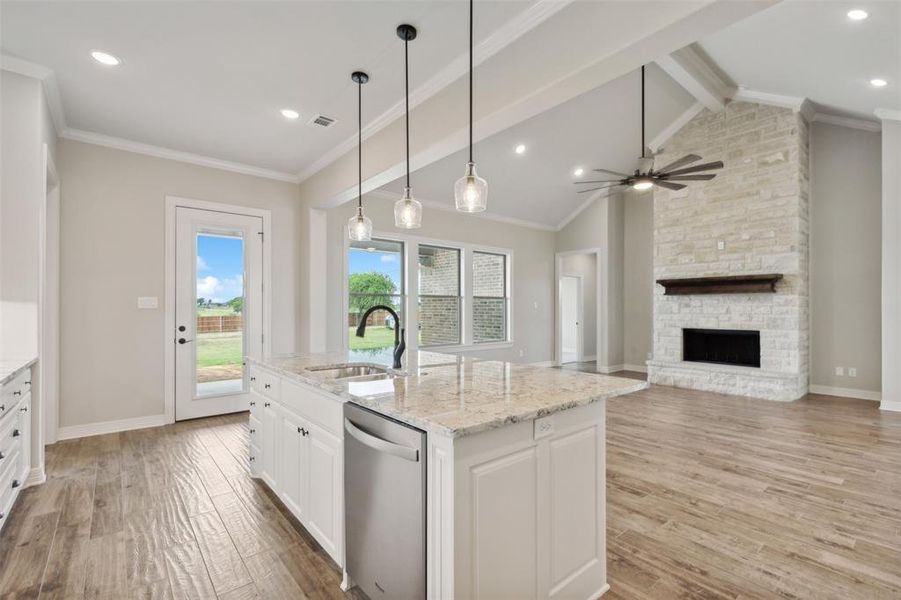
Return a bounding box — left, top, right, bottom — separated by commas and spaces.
344, 402, 426, 599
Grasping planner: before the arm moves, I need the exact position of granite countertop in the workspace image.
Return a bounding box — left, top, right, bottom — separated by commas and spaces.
248, 352, 647, 438
0, 357, 37, 386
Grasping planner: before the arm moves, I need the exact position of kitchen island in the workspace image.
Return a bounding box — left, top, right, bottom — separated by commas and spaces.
246, 352, 646, 599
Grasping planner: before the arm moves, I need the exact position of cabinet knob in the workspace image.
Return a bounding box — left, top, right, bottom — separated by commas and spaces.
249, 428, 256, 434
264, 402, 271, 408
0, 451, 5, 460
12, 429, 20, 438
264, 383, 271, 389
11, 480, 20, 489
249, 456, 256, 462
250, 376, 256, 382
249, 401, 256, 407
20, 406, 28, 413
302, 428, 309, 437
0, 405, 5, 412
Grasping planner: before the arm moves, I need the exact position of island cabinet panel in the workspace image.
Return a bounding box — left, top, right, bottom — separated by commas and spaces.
247, 365, 345, 569
0, 366, 34, 533
444, 401, 607, 600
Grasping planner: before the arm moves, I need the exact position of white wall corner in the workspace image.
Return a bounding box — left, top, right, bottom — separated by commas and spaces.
655, 44, 734, 112
1, 53, 67, 133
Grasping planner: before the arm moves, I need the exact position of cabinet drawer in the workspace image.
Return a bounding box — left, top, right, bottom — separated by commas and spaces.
0, 369, 30, 419
249, 443, 262, 474
250, 366, 281, 401
248, 415, 262, 444
0, 415, 16, 464
0, 446, 21, 505
281, 379, 342, 435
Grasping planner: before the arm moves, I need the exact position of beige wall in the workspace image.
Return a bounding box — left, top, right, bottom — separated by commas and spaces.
881, 119, 901, 409
57, 140, 301, 427
810, 122, 882, 392
623, 193, 652, 368
326, 195, 557, 363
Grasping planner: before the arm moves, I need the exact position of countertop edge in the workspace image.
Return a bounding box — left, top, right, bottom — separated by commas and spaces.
247, 356, 649, 439
0, 357, 38, 387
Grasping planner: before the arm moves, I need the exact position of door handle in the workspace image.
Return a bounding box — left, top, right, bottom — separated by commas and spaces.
344, 418, 419, 462
178, 338, 193, 344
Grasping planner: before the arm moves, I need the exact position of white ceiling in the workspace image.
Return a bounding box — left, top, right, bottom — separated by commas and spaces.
0, 1, 530, 176
380, 64, 695, 229
700, 0, 900, 120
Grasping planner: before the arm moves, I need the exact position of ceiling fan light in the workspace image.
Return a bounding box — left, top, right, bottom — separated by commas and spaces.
347, 206, 373, 242
394, 187, 422, 229
632, 177, 654, 191
455, 162, 488, 212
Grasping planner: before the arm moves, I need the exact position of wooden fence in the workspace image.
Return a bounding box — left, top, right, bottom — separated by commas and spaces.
197, 315, 243, 333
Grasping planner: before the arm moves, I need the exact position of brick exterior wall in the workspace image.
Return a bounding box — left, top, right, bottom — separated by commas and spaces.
419, 247, 460, 345
647, 102, 810, 401
473, 252, 506, 342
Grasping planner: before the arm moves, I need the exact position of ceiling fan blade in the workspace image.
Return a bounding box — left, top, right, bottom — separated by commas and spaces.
573, 180, 622, 185
592, 168, 631, 178
657, 153, 701, 173
663, 174, 716, 181
577, 184, 623, 194
664, 161, 724, 177
655, 181, 686, 191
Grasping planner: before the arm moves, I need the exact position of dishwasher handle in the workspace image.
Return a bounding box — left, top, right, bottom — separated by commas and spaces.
344, 418, 420, 462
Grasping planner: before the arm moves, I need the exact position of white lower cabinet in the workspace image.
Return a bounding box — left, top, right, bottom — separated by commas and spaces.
248, 365, 344, 568
0, 367, 34, 533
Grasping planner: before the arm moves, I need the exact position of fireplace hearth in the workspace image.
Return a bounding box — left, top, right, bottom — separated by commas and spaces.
683, 329, 760, 368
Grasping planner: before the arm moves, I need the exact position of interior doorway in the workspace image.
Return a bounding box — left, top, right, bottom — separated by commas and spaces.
556, 249, 602, 371
560, 275, 582, 364
171, 203, 266, 421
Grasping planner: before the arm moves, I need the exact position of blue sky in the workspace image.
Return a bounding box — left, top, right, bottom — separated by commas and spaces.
196, 235, 244, 303
349, 248, 401, 288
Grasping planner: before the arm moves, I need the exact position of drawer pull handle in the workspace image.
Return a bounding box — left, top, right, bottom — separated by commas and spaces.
12, 480, 21, 489
20, 406, 28, 413
264, 383, 271, 389
249, 428, 256, 434
24, 381, 31, 385
264, 402, 271, 408
250, 376, 256, 382
249, 456, 256, 462
12, 429, 20, 438
249, 401, 256, 407
302, 428, 309, 437
12, 391, 21, 396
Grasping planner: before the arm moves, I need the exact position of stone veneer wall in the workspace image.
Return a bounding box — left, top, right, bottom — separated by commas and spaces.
647, 102, 810, 401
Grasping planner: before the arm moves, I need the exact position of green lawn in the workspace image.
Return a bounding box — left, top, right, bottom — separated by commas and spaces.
348, 326, 396, 350
197, 332, 243, 367
197, 307, 239, 316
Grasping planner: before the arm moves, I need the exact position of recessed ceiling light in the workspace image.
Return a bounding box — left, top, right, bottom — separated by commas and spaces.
280, 108, 300, 120
514, 144, 526, 154
573, 167, 584, 177
870, 78, 888, 87
847, 9, 868, 20
91, 51, 121, 66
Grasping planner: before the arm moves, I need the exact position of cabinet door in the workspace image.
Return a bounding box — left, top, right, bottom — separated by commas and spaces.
17, 395, 31, 483
279, 411, 308, 520
260, 401, 280, 490
306, 422, 342, 563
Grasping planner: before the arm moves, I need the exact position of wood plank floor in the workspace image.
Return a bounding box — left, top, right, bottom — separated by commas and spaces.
1, 384, 899, 599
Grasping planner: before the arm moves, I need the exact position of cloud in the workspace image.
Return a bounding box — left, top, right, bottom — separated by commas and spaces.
197, 256, 209, 271
196, 274, 243, 303
380, 254, 398, 263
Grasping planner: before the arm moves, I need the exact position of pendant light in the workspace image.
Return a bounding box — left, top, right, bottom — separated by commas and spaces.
394, 24, 422, 229
454, 0, 488, 212
347, 71, 373, 241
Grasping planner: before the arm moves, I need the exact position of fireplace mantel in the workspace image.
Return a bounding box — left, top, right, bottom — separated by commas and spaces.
656, 274, 783, 295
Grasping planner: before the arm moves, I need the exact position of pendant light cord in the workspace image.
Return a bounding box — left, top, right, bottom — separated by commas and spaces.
469, 0, 473, 163
405, 37, 410, 188
358, 79, 363, 210
640, 64, 646, 159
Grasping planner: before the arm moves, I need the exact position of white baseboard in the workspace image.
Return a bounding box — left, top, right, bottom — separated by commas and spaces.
622, 363, 649, 374
594, 583, 611, 598
880, 400, 901, 412
808, 385, 881, 402
597, 364, 624, 374
25, 466, 46, 487
530, 360, 557, 368
57, 413, 169, 441
581, 354, 597, 362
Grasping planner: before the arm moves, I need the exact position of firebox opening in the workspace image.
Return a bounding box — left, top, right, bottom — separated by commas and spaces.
683, 328, 761, 368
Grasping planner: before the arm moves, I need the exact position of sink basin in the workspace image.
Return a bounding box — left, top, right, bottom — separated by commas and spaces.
308, 364, 388, 379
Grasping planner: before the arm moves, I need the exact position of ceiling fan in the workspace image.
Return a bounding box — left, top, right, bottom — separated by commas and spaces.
576, 65, 723, 194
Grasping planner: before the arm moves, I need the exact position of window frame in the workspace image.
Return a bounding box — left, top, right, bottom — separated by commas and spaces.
471, 250, 509, 345
417, 244, 463, 348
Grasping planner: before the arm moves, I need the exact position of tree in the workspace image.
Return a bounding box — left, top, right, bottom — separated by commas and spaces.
197, 297, 206, 307
348, 272, 397, 319
227, 296, 244, 314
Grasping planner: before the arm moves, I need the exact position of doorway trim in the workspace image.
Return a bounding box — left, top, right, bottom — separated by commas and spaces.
37, 144, 58, 475
555, 248, 605, 370
164, 195, 272, 424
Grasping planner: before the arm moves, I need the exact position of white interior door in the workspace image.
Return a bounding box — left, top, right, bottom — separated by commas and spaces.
561, 275, 582, 364
175, 207, 263, 420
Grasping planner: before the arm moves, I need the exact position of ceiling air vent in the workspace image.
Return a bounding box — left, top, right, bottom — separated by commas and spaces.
308, 114, 336, 128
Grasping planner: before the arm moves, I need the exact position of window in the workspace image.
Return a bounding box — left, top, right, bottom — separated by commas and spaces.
472, 251, 508, 343
418, 245, 461, 346
347, 238, 404, 366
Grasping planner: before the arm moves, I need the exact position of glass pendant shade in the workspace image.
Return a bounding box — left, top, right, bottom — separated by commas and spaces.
347, 206, 373, 241
454, 162, 488, 213
394, 187, 422, 229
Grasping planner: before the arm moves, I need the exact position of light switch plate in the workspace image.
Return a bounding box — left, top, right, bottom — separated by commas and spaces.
137, 296, 159, 309
848, 367, 857, 377
835, 366, 844, 376
534, 415, 554, 440
717, 240, 725, 250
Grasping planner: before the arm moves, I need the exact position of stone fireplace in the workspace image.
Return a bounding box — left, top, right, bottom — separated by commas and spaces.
647, 101, 810, 401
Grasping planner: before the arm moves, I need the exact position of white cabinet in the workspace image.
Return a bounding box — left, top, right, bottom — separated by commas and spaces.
248, 364, 344, 568
0, 366, 34, 532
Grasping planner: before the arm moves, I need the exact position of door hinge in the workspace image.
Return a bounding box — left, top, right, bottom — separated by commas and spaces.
258, 231, 264, 242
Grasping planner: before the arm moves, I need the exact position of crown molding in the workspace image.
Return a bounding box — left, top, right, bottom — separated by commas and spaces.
648, 101, 704, 153
296, 0, 573, 183
368, 189, 557, 232
731, 87, 815, 121
1, 53, 67, 133
875, 108, 901, 122
655, 44, 734, 112
61, 128, 300, 183
812, 112, 881, 133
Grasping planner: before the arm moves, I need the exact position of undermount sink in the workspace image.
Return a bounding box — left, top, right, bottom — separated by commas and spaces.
308, 364, 389, 380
